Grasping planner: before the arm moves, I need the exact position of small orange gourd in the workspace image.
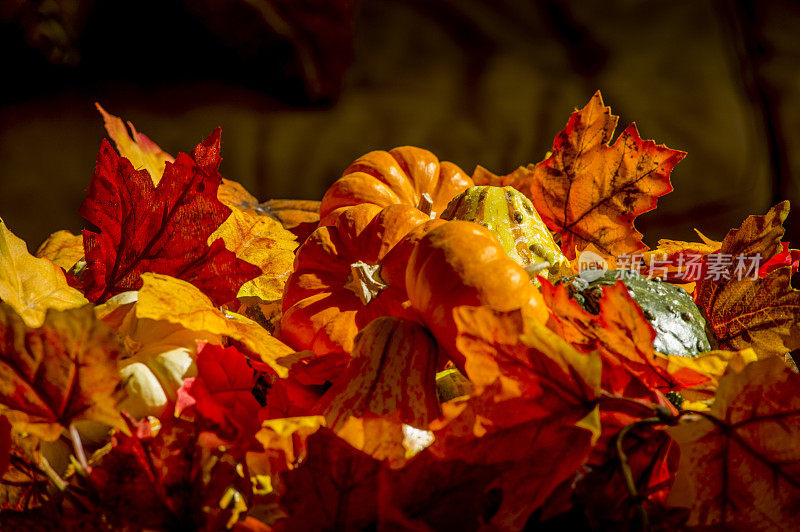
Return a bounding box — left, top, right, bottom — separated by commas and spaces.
405, 221, 549, 370
319, 146, 473, 225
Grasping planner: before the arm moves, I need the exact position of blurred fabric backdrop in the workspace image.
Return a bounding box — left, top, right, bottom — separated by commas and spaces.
1, 0, 799, 251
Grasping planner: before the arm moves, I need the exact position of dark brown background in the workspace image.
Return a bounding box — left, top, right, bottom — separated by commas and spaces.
1, 0, 798, 251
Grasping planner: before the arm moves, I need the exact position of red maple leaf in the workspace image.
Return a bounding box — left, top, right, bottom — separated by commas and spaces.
540, 278, 694, 400
760, 242, 800, 278
258, 351, 348, 420
273, 429, 503, 531
79, 130, 260, 305
573, 423, 682, 530
176, 343, 262, 442
86, 416, 249, 531
0, 416, 9, 478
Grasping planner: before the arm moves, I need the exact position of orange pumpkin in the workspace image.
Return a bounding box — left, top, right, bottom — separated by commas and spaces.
405, 220, 549, 370
380, 218, 447, 293
280, 203, 430, 356
318, 146, 473, 225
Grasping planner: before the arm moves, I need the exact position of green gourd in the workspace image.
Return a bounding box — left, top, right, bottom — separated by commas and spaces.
441, 185, 567, 279
563, 269, 713, 357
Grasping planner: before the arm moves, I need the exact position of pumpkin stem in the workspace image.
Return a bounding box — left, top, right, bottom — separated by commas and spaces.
344, 261, 387, 305
418, 193, 435, 218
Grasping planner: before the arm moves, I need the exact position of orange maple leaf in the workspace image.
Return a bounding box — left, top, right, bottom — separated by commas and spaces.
540, 279, 684, 399
668, 357, 800, 528
444, 305, 601, 529
475, 91, 684, 259
0, 304, 123, 441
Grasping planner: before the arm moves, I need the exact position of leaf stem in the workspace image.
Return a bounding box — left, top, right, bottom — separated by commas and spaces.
615, 417, 661, 531
37, 454, 68, 492
70, 423, 90, 474
598, 392, 663, 418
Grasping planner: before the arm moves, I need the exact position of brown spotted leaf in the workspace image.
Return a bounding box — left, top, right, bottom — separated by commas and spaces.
695, 202, 800, 357
0, 431, 49, 511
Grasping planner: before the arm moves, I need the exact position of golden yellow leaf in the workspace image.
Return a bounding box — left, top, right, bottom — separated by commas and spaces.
210, 207, 297, 302
218, 178, 261, 214
255, 414, 412, 472
218, 178, 321, 242
657, 348, 757, 402
35, 230, 84, 270
96, 103, 174, 185
135, 273, 292, 376
255, 415, 325, 465
0, 219, 87, 328
337, 416, 409, 468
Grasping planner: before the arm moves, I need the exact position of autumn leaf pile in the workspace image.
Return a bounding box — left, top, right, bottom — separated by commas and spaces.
1, 93, 800, 531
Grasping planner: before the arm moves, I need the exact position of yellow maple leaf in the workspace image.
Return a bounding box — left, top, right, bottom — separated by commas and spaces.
135, 273, 293, 376
210, 208, 297, 302
35, 230, 84, 270
96, 103, 174, 185
0, 220, 87, 328
656, 348, 757, 402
